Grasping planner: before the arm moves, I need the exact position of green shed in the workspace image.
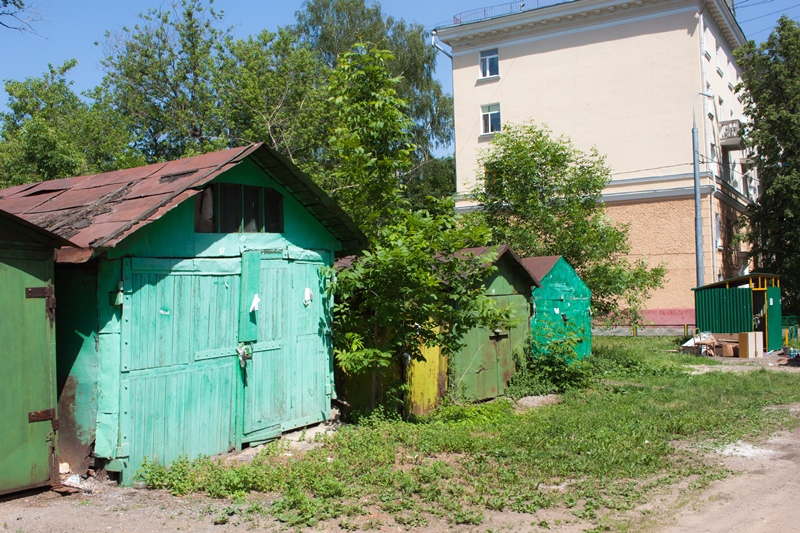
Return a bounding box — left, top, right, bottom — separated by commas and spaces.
0, 144, 365, 485
693, 274, 782, 352
451, 246, 538, 401
521, 256, 592, 360
0, 210, 73, 495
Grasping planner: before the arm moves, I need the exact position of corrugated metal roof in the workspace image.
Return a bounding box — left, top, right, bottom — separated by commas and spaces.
0, 144, 365, 262
692, 272, 781, 291
519, 255, 561, 284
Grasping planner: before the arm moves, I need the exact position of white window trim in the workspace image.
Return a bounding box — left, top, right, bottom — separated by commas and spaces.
480, 103, 501, 136
479, 49, 499, 79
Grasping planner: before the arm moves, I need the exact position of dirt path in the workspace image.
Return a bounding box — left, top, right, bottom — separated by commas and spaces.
655, 420, 800, 533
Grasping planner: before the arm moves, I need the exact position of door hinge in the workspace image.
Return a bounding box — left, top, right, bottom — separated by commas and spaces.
26, 284, 56, 327
29, 408, 59, 431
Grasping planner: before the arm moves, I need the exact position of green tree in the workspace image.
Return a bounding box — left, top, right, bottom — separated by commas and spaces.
294, 0, 453, 160
324, 43, 415, 236
99, 0, 228, 162
473, 121, 666, 322
331, 198, 510, 409
215, 28, 332, 177
735, 16, 800, 313
402, 154, 456, 212
0, 60, 141, 185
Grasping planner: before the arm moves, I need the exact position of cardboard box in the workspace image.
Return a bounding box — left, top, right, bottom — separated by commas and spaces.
721, 343, 736, 357
739, 332, 765, 358
755, 332, 764, 357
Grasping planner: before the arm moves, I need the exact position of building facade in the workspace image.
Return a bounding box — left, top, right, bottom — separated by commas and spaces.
435, 0, 755, 326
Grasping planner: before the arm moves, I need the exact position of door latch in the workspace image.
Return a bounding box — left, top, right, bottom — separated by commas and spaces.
26, 285, 56, 327
236, 344, 253, 368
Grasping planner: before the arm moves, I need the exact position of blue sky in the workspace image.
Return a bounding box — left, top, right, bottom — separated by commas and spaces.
0, 0, 797, 118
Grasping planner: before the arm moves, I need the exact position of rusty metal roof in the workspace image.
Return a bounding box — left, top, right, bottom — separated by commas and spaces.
0, 144, 365, 263
519, 255, 561, 284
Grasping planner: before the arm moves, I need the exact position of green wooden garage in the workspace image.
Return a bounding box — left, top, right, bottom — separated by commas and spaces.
0, 144, 364, 484
451, 246, 538, 401
0, 210, 72, 495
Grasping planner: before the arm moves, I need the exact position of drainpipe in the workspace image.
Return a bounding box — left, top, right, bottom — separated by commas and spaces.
699, 11, 716, 284
431, 30, 453, 59
709, 100, 720, 281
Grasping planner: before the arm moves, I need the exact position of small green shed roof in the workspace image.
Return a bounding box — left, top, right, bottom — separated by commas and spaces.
692, 273, 780, 291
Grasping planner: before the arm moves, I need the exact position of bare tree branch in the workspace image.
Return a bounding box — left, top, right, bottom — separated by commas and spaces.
0, 0, 45, 34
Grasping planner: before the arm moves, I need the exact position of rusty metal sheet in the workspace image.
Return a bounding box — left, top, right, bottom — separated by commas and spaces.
0, 191, 65, 214
54, 247, 93, 263
90, 193, 175, 225
78, 163, 166, 188
27, 183, 127, 214
67, 222, 131, 248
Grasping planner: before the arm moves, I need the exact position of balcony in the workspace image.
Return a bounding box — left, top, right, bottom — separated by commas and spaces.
452, 0, 576, 25
719, 119, 745, 151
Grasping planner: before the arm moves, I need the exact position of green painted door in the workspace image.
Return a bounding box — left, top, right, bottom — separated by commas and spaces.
0, 249, 57, 495
766, 286, 782, 351
289, 261, 332, 426
240, 255, 332, 441
453, 294, 526, 401
120, 258, 240, 480
241, 253, 288, 442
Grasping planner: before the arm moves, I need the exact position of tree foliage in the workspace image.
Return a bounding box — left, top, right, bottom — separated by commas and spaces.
0, 60, 141, 185
294, 0, 453, 159
472, 121, 666, 322
99, 0, 228, 162
215, 28, 332, 176
403, 154, 456, 212
330, 198, 510, 406
324, 44, 415, 236
0, 0, 43, 33
735, 16, 800, 313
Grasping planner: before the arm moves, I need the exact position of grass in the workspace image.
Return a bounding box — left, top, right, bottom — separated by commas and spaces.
141, 337, 800, 530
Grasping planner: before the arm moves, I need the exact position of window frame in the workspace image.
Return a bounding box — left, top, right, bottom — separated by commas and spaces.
479, 49, 499, 79
194, 184, 284, 234
480, 103, 502, 135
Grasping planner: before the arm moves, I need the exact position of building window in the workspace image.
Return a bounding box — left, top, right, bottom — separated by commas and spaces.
481, 104, 501, 134
479, 49, 499, 78
194, 184, 284, 234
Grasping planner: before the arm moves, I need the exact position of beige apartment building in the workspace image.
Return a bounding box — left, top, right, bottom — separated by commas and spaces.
434, 0, 756, 326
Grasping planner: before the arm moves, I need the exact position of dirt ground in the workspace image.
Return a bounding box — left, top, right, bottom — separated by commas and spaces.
3, 354, 800, 533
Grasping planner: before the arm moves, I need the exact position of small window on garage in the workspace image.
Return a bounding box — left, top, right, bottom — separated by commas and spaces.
243, 186, 264, 233
264, 188, 284, 233
219, 184, 243, 233
194, 186, 216, 233
194, 184, 284, 234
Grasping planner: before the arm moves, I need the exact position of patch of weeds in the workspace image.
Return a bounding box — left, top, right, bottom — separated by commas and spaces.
452, 507, 484, 525
212, 506, 239, 525
507, 344, 593, 398
75, 500, 91, 506
394, 510, 428, 529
